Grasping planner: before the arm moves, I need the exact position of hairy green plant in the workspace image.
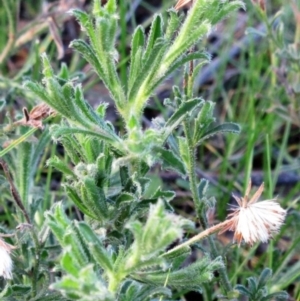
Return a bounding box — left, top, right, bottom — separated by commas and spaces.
235, 268, 288, 301
0, 0, 291, 300
0, 131, 70, 301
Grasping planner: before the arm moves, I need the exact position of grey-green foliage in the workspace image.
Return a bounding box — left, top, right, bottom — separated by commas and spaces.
235, 268, 289, 301
0, 128, 70, 301
21, 0, 246, 299
4, 128, 51, 211
46, 201, 222, 300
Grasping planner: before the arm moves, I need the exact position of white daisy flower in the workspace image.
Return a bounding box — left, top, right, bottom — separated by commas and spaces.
163, 181, 287, 256
0, 238, 15, 280
221, 181, 287, 245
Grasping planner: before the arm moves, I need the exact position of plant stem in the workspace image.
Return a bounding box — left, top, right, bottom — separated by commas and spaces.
0, 159, 31, 224
162, 220, 231, 256
182, 63, 233, 294
183, 119, 233, 294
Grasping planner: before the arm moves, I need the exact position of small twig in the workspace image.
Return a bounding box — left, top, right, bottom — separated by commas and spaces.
0, 232, 15, 238
162, 220, 231, 257
0, 159, 31, 224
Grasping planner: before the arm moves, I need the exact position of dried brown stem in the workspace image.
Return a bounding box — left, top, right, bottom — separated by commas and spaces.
162, 219, 232, 256
0, 159, 31, 225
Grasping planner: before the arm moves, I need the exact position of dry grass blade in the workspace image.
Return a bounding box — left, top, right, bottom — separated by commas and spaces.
47, 16, 64, 60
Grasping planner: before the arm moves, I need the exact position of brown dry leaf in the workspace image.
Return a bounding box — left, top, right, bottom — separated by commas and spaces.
175, 0, 193, 10
15, 103, 55, 129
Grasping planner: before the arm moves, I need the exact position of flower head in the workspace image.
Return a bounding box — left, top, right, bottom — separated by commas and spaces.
0, 238, 15, 279
220, 181, 286, 245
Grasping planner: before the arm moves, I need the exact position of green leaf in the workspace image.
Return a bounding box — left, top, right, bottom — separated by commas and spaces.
128, 39, 167, 106
258, 268, 272, 288
247, 277, 258, 293
59, 135, 81, 165
128, 200, 183, 264
261, 291, 289, 301
71, 9, 94, 39
0, 284, 31, 297
132, 176, 151, 197
116, 192, 136, 206
128, 26, 145, 92
24, 81, 57, 112
63, 229, 89, 267
51, 125, 119, 144
47, 156, 75, 177
64, 185, 96, 219
198, 179, 209, 199
45, 203, 71, 246
52, 265, 114, 301
120, 281, 172, 301
152, 146, 186, 175
150, 187, 175, 202
235, 285, 252, 297
58, 62, 70, 80
196, 122, 241, 146
165, 9, 182, 41
75, 221, 113, 272
150, 52, 210, 95
106, 0, 117, 13
138, 40, 169, 101
165, 98, 203, 128
131, 26, 145, 59
193, 100, 215, 143
41, 52, 54, 78
81, 177, 108, 220
178, 136, 189, 170
52, 202, 71, 228
34, 292, 69, 301
134, 255, 223, 291
96, 102, 109, 118
161, 245, 191, 261
212, 1, 245, 25
164, 21, 211, 68
70, 39, 106, 85
61, 250, 81, 277
73, 85, 107, 128
164, 98, 203, 137
143, 14, 164, 62
46, 217, 68, 247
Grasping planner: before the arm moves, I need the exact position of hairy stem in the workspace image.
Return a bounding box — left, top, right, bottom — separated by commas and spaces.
162, 219, 231, 256
182, 64, 233, 294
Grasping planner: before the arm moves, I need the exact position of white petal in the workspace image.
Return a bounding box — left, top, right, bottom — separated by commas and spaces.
233, 200, 286, 244
0, 247, 13, 279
